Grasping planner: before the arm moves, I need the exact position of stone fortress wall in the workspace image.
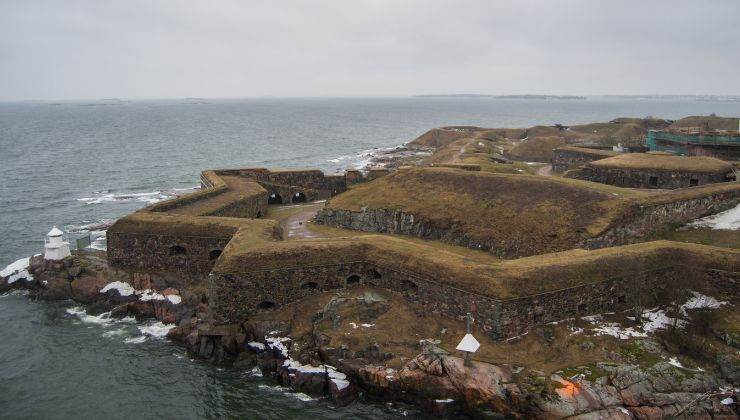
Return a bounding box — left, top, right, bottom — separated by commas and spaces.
207, 242, 738, 339
552, 146, 618, 173
570, 165, 733, 189
107, 163, 739, 341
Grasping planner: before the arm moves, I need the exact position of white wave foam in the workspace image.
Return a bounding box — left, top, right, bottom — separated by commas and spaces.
76, 186, 199, 206
65, 307, 135, 326
124, 336, 147, 344
138, 321, 174, 339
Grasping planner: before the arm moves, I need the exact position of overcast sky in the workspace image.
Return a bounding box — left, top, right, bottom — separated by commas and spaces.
1, 0, 739, 101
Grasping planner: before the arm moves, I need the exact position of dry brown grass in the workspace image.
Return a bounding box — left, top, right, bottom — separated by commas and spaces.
589, 153, 733, 173
325, 167, 632, 255
669, 115, 740, 131
506, 136, 566, 162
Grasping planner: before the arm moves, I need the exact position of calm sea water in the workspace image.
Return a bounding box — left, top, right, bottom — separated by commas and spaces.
2, 97, 740, 418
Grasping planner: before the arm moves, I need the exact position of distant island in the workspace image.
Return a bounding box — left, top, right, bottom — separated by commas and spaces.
414, 94, 586, 100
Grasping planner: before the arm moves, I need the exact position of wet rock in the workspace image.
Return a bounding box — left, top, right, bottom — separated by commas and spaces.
233, 351, 259, 370
329, 376, 355, 405
716, 354, 740, 385
70, 276, 108, 303
441, 356, 518, 411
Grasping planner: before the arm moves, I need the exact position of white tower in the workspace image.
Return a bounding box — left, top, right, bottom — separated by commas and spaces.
44, 226, 71, 260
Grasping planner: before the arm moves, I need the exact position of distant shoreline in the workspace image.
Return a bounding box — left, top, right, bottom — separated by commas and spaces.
413, 94, 586, 100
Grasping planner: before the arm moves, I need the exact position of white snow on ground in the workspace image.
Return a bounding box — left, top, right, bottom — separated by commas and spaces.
667, 357, 685, 369
689, 203, 740, 230
722, 397, 734, 405
100, 281, 135, 296
265, 336, 291, 358
138, 289, 165, 301
138, 321, 174, 339
1, 257, 34, 284
681, 291, 727, 315
99, 282, 181, 305
247, 342, 265, 351
166, 294, 182, 305
584, 291, 728, 339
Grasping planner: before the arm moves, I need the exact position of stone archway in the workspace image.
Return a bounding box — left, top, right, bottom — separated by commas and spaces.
268, 192, 283, 205
346, 274, 361, 286
292, 192, 307, 203
257, 301, 277, 310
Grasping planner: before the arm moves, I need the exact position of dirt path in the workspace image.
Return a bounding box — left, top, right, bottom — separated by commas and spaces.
536, 164, 553, 176
265, 201, 327, 239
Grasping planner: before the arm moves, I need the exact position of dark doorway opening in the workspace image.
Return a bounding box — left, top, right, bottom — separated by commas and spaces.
301, 281, 318, 290
169, 245, 187, 256
268, 192, 283, 205
257, 301, 277, 310
209, 249, 222, 260
648, 176, 658, 187
346, 275, 361, 286
689, 178, 699, 186
292, 192, 307, 203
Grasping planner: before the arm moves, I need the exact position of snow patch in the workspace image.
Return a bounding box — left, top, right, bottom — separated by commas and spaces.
721, 397, 734, 405
100, 281, 135, 296
689, 203, 740, 230
166, 294, 182, 305
138, 289, 165, 301
2, 257, 33, 284
265, 336, 291, 357
247, 342, 266, 351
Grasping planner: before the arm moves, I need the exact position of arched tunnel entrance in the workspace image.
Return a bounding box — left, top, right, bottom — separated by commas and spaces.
292, 192, 306, 203
268, 192, 283, 205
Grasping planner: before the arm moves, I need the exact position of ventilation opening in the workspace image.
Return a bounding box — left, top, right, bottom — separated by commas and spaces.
648, 176, 658, 187
292, 192, 307, 203
369, 269, 382, 279
689, 178, 699, 186
346, 275, 361, 286
268, 192, 283, 205
255, 210, 263, 218
257, 301, 277, 310
301, 281, 318, 290
400, 280, 419, 293
209, 249, 222, 260
169, 245, 187, 256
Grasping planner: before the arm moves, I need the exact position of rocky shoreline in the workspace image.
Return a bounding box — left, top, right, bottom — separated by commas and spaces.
2, 252, 738, 418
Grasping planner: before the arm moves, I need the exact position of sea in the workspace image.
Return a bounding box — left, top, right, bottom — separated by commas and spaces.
2, 97, 740, 419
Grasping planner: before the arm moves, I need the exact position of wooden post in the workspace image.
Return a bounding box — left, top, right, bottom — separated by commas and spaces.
465, 312, 473, 367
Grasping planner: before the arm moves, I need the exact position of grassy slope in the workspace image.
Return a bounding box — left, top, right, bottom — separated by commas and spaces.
326, 167, 633, 257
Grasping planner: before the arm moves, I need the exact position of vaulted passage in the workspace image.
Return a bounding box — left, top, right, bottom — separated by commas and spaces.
257, 301, 277, 310
292, 192, 306, 203
346, 274, 361, 286
300, 281, 318, 290
268, 192, 283, 205
169, 245, 187, 256
209, 249, 222, 260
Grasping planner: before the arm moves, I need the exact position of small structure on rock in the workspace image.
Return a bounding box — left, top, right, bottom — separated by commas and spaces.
44, 226, 71, 260
456, 313, 480, 367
